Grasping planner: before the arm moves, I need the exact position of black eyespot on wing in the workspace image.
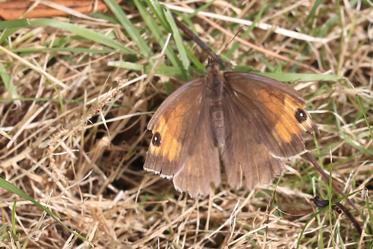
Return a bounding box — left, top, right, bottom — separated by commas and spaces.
152, 132, 161, 146
295, 108, 307, 123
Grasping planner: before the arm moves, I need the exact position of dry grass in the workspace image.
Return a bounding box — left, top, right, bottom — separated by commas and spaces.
0, 0, 372, 248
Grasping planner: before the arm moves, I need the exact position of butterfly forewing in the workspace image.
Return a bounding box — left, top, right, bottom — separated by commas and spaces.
224, 72, 312, 157
144, 78, 220, 197
221, 72, 312, 189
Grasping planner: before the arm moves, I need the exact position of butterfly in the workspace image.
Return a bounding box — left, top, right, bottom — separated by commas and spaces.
143, 58, 313, 197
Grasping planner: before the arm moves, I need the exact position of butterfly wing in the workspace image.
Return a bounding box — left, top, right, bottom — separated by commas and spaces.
222, 72, 312, 189
144, 78, 220, 197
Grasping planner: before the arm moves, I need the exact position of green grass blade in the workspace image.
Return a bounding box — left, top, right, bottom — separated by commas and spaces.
28, 19, 134, 54
355, 95, 373, 141
134, 0, 181, 71
146, 0, 169, 29
305, 0, 322, 26
185, 45, 205, 74
164, 9, 190, 72
146, 64, 183, 77
0, 19, 30, 29
2, 18, 128, 53
0, 63, 18, 100
108, 61, 144, 71
11, 201, 16, 237
0, 177, 54, 215
0, 20, 31, 44
12, 47, 113, 54
0, 177, 88, 244
0, 28, 18, 44
103, 0, 152, 58
257, 72, 342, 82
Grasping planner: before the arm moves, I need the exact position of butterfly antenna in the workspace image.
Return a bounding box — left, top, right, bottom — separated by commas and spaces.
219, 26, 244, 55
174, 18, 224, 68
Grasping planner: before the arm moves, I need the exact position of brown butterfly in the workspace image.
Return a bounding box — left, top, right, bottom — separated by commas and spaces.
143, 58, 313, 197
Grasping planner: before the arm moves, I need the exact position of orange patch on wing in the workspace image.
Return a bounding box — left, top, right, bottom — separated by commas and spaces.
149, 103, 188, 162
256, 89, 304, 144
160, 117, 182, 162
273, 96, 303, 143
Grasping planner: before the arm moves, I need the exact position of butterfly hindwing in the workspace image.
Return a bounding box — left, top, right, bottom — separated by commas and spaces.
172, 109, 220, 197
221, 92, 283, 189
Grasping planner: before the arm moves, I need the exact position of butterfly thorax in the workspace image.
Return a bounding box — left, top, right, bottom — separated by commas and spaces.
206, 62, 226, 150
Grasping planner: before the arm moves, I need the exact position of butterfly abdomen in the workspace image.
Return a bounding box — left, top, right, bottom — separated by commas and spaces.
209, 105, 225, 148
206, 63, 226, 149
